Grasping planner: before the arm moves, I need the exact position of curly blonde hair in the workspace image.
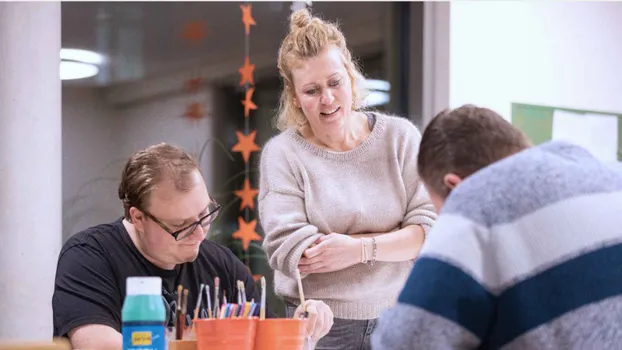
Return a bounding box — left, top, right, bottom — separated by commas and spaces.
275, 8, 369, 131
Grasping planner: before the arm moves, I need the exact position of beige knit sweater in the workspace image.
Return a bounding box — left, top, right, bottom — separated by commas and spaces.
258, 112, 437, 320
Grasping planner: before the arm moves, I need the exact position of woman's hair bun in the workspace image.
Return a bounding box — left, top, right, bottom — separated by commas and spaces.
289, 8, 313, 31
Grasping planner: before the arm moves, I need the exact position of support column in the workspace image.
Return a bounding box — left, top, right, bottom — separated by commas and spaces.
0, 2, 62, 341
422, 1, 450, 127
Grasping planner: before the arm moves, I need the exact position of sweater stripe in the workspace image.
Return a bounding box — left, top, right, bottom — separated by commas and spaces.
503, 294, 622, 350
491, 191, 622, 291
398, 257, 494, 339
422, 192, 622, 293
490, 242, 622, 348
440, 142, 622, 227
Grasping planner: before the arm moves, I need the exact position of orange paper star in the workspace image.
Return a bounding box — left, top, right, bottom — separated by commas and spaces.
238, 56, 255, 87
184, 102, 205, 120
240, 4, 256, 35
232, 217, 261, 251
181, 20, 207, 44
235, 178, 259, 210
232, 130, 261, 163
185, 77, 204, 93
241, 87, 258, 118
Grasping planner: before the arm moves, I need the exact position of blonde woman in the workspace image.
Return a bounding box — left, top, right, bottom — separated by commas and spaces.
258, 9, 437, 350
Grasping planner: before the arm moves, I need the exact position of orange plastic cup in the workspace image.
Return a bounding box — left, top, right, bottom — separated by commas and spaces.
194, 318, 257, 350
254, 319, 308, 350
168, 340, 197, 350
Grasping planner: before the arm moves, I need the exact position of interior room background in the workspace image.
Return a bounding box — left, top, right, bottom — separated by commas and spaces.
61, 1, 425, 316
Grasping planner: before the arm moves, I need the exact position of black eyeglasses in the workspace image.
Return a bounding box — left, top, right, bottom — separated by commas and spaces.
141, 200, 221, 241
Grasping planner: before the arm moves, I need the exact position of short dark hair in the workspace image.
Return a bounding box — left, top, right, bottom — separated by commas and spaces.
118, 143, 199, 220
417, 104, 531, 198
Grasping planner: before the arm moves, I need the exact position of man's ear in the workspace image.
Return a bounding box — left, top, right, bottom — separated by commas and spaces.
129, 207, 146, 230
443, 173, 463, 190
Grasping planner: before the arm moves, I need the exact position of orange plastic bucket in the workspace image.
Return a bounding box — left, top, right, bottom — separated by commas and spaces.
194, 318, 257, 350
254, 319, 308, 350
168, 340, 197, 350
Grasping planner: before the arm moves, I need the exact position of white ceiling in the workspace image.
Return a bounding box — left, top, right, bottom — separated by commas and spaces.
61, 2, 390, 87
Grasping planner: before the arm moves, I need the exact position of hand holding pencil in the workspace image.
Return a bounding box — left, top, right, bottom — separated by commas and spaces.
293, 268, 334, 343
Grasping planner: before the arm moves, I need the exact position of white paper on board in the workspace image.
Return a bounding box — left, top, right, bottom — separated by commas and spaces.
552, 109, 618, 162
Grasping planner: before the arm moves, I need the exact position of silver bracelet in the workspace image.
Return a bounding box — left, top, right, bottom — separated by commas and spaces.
368, 237, 377, 267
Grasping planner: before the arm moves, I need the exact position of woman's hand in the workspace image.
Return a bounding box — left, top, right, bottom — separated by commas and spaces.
298, 233, 360, 274
293, 299, 334, 342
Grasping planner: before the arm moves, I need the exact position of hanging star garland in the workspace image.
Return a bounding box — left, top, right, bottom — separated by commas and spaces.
184, 102, 205, 120
234, 178, 259, 210
232, 217, 261, 251
231, 130, 260, 163
185, 77, 204, 94
240, 4, 256, 35
231, 3, 262, 273
238, 56, 255, 87
241, 87, 258, 118
181, 20, 208, 44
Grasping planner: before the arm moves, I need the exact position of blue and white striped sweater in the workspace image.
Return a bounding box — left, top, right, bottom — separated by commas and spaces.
372, 141, 622, 349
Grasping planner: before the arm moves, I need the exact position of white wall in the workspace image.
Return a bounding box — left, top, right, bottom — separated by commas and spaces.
63, 87, 122, 240
62, 86, 216, 240
450, 2, 622, 120
117, 91, 216, 190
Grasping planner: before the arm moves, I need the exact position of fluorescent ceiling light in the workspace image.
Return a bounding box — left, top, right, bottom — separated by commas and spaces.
59, 48, 104, 80
363, 79, 390, 106
60, 48, 105, 65
364, 91, 390, 107
60, 61, 99, 80
365, 79, 390, 92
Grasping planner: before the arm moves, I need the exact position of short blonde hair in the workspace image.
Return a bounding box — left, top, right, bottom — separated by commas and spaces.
275, 9, 369, 131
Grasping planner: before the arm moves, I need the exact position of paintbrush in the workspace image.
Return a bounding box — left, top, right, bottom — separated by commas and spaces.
181, 289, 189, 339
240, 280, 247, 304
205, 284, 213, 319
213, 277, 220, 318
260, 276, 266, 320
237, 280, 243, 305
296, 268, 308, 318
193, 284, 205, 321
175, 285, 183, 340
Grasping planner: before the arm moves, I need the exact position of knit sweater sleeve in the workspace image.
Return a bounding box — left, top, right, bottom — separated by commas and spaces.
258, 137, 323, 280
397, 121, 437, 231
371, 213, 495, 349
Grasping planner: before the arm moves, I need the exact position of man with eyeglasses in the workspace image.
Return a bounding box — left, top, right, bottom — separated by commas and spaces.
52, 143, 333, 350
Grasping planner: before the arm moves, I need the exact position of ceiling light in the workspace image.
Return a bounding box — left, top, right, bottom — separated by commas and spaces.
60, 61, 99, 80
60, 48, 105, 65
59, 48, 105, 80
364, 91, 390, 107
365, 79, 391, 92
363, 79, 391, 106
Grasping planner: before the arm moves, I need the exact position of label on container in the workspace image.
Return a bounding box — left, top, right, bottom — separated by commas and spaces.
122, 322, 166, 350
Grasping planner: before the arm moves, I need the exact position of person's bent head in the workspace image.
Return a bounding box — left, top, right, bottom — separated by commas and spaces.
417, 104, 531, 211
117, 143, 220, 267
275, 8, 368, 133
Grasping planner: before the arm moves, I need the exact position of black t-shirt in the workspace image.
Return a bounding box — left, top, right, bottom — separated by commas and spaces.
53, 217, 271, 337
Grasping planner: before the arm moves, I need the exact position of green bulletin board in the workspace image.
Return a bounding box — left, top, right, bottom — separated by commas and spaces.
511, 103, 622, 161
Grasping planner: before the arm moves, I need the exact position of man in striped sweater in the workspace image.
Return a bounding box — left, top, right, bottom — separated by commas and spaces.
371, 105, 622, 349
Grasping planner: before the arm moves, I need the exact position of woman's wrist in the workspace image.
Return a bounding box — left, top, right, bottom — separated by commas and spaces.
357, 237, 377, 266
